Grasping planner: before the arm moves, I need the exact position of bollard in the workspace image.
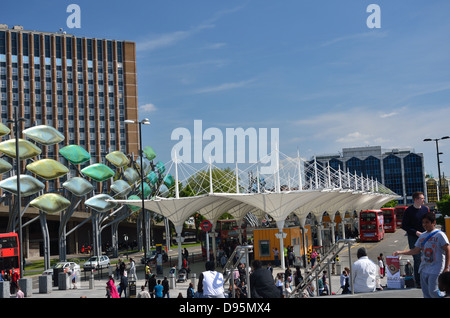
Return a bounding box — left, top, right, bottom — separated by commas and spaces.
39, 275, 52, 294
19, 278, 32, 297
169, 273, 175, 289
89, 272, 95, 289
191, 273, 196, 287
0, 281, 10, 298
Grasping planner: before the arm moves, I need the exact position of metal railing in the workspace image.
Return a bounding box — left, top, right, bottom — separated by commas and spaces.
288, 239, 355, 298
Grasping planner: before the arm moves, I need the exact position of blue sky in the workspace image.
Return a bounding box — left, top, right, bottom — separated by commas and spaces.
2, 0, 450, 177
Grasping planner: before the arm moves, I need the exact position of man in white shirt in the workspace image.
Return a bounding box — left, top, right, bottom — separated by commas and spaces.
198, 261, 225, 298
352, 247, 377, 293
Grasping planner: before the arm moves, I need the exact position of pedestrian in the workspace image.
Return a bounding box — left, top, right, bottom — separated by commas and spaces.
352, 247, 377, 293
197, 261, 225, 298
16, 286, 24, 298
162, 276, 170, 298
438, 272, 450, 298
379, 253, 386, 278
119, 271, 128, 298
401, 191, 430, 287
115, 263, 120, 280
340, 270, 350, 294
394, 212, 450, 298
137, 285, 150, 298
129, 258, 137, 281
378, 256, 384, 277
154, 280, 164, 298
144, 261, 152, 287
106, 275, 119, 298
148, 273, 157, 298
119, 259, 126, 277
273, 247, 280, 266
275, 273, 284, 297
310, 249, 318, 268
186, 282, 195, 298
248, 260, 281, 298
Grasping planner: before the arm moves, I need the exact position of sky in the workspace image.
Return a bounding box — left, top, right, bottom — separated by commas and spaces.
2, 0, 450, 178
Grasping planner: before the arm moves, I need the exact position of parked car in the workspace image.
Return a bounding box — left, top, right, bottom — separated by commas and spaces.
43, 261, 81, 276
83, 255, 110, 270
140, 250, 168, 264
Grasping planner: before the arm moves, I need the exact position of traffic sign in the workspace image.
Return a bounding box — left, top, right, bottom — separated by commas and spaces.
200, 219, 212, 232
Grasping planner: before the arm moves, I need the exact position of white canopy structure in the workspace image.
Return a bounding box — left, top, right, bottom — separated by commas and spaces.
111, 149, 401, 269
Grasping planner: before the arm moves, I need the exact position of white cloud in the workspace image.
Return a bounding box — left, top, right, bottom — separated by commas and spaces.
139, 103, 157, 113
193, 79, 255, 94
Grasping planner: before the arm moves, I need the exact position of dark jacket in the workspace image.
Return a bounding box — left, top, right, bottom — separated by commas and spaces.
250, 268, 281, 298
401, 205, 429, 236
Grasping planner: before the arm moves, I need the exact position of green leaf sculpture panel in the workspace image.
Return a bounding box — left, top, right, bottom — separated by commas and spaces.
140, 182, 151, 198
0, 139, 42, 160
143, 146, 156, 160
22, 125, 65, 146
0, 175, 45, 197
0, 122, 10, 137
127, 194, 142, 212
81, 163, 115, 182
147, 171, 158, 185
110, 180, 132, 197
62, 177, 94, 197
85, 194, 117, 213
105, 151, 130, 168
59, 145, 91, 165
0, 158, 12, 174
26, 159, 69, 180
156, 161, 165, 174
163, 174, 175, 188
30, 193, 71, 214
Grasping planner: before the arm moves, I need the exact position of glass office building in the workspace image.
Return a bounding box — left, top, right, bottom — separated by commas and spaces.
0, 25, 139, 192
306, 146, 426, 204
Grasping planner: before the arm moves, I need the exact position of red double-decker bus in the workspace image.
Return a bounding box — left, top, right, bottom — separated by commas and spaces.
394, 206, 408, 227
381, 208, 396, 233
0, 232, 20, 277
359, 210, 385, 242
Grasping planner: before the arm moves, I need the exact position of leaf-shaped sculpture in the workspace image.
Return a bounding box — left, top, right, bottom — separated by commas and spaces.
81, 163, 115, 182
124, 167, 139, 184
0, 175, 45, 197
0, 122, 10, 137
126, 194, 142, 212
0, 139, 41, 159
140, 182, 151, 198
85, 194, 117, 212
143, 146, 156, 160
26, 159, 69, 180
163, 174, 175, 188
105, 151, 130, 168
22, 125, 65, 146
59, 145, 91, 165
147, 171, 158, 185
30, 193, 71, 214
159, 184, 169, 197
110, 180, 132, 197
156, 161, 165, 174
0, 158, 12, 174
62, 177, 94, 197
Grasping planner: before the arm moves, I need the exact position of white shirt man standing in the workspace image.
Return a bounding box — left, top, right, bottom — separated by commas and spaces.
352, 247, 377, 293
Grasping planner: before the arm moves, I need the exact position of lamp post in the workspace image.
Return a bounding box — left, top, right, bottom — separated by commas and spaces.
424, 136, 450, 201
124, 118, 150, 260
6, 107, 26, 278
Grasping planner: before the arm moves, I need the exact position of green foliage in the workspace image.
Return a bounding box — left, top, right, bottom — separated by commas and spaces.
382, 200, 398, 208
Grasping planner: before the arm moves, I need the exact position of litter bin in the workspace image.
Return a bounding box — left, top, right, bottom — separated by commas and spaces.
53, 267, 64, 287
128, 280, 136, 298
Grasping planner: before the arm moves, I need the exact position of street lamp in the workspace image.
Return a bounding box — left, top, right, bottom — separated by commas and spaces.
6, 107, 27, 278
424, 136, 450, 201
124, 118, 151, 260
